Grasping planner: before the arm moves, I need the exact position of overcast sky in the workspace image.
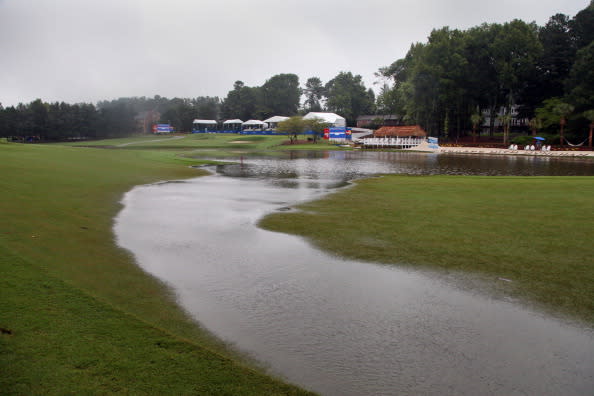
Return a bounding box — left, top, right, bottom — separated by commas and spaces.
0, 0, 588, 106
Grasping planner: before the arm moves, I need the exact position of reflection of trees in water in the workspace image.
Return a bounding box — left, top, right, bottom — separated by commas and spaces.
216, 152, 594, 180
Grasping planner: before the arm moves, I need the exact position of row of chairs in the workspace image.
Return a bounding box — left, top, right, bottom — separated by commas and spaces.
508, 144, 551, 151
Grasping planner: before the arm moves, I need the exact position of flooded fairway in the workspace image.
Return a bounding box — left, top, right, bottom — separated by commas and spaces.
115, 152, 594, 395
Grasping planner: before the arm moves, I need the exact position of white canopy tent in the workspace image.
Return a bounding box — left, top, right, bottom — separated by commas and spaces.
303, 112, 346, 127
223, 119, 244, 125
263, 115, 290, 124
192, 119, 217, 125
263, 115, 290, 129
192, 119, 218, 132
242, 120, 268, 129
221, 119, 243, 132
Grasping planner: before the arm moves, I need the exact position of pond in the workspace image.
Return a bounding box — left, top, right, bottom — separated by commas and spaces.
114, 151, 594, 395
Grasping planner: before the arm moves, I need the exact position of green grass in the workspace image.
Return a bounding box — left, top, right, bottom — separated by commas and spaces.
67, 133, 354, 153
68, 133, 288, 151
260, 175, 594, 324
0, 143, 313, 395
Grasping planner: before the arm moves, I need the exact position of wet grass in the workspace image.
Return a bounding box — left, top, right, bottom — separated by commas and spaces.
260, 175, 594, 325
68, 133, 288, 151
0, 143, 313, 395
67, 133, 352, 153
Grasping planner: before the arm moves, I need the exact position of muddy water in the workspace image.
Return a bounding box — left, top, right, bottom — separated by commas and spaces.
114, 152, 594, 395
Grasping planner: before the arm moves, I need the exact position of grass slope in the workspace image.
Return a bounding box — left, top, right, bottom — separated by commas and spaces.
0, 143, 313, 395
67, 133, 349, 153
260, 175, 594, 324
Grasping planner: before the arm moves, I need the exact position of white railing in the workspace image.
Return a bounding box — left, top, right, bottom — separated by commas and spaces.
361, 137, 425, 149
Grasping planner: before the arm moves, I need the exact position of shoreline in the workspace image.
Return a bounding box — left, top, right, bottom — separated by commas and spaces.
437, 146, 594, 157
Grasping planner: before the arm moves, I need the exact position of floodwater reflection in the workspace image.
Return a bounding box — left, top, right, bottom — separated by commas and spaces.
115, 152, 594, 395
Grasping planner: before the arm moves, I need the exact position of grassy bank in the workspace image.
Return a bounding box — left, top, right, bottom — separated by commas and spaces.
260, 175, 594, 324
0, 143, 313, 395
67, 133, 350, 154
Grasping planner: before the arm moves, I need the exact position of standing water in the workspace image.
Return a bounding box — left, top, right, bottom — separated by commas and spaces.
115, 152, 594, 395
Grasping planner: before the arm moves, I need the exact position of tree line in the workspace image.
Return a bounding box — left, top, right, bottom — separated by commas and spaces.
375, 1, 594, 143
0, 70, 376, 141
219, 71, 375, 126
1, 2, 592, 142
0, 96, 221, 141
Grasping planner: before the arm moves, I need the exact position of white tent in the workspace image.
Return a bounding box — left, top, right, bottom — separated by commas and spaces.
303, 112, 346, 127
263, 115, 290, 124
192, 119, 218, 132
242, 120, 267, 129
192, 119, 217, 125
223, 119, 244, 124
263, 115, 289, 129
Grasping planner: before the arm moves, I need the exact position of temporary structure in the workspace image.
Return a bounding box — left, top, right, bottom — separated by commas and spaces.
222, 119, 244, 132
242, 120, 268, 130
192, 119, 217, 132
193, 119, 217, 125
263, 116, 289, 129
303, 112, 346, 127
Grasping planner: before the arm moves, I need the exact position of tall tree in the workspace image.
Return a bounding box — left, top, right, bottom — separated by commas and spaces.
553, 101, 575, 146
491, 20, 542, 116
260, 73, 301, 117
519, 14, 575, 116
570, 1, 594, 49
303, 77, 325, 112
583, 109, 594, 148
324, 71, 374, 125
221, 81, 258, 121
566, 42, 594, 113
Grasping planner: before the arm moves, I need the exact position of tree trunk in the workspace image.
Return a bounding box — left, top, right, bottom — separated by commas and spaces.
489, 107, 496, 138
589, 123, 593, 148
559, 118, 566, 147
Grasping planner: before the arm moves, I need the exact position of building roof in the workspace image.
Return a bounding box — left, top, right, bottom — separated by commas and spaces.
263, 115, 290, 123
374, 125, 427, 137
357, 114, 399, 121
192, 119, 217, 124
303, 112, 346, 127
222, 119, 244, 124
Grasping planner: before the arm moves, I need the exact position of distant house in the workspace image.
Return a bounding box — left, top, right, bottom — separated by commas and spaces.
374, 125, 427, 138
303, 112, 346, 127
356, 115, 401, 128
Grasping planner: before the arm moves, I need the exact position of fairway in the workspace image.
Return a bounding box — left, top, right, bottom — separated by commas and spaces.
66, 133, 349, 154
260, 175, 594, 324
0, 142, 314, 395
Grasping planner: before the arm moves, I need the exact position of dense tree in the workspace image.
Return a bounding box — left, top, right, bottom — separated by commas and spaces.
276, 115, 329, 143
221, 81, 258, 121
303, 77, 325, 112
194, 97, 220, 120
491, 20, 543, 116
583, 109, 594, 148
519, 14, 575, 117
566, 42, 594, 112
260, 73, 301, 117
159, 98, 197, 132
324, 71, 374, 125
569, 1, 594, 49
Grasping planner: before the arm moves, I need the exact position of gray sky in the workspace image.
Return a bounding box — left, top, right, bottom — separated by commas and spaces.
0, 0, 588, 106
